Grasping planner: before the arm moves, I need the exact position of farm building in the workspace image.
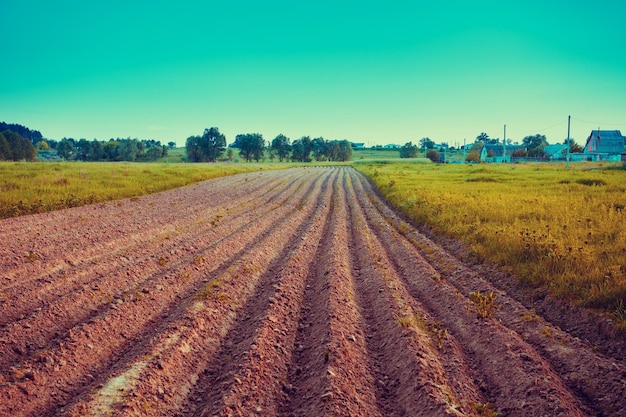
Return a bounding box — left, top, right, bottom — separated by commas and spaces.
583, 130, 625, 161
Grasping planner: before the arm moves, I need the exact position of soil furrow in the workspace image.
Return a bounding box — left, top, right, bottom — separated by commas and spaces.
355, 169, 626, 416
60, 167, 335, 416
0, 169, 308, 328
181, 168, 338, 417
343, 172, 482, 416
0, 169, 316, 374
0, 168, 327, 417
280, 167, 383, 417
0, 170, 292, 296
347, 168, 590, 416
0, 171, 258, 248
1, 166, 623, 417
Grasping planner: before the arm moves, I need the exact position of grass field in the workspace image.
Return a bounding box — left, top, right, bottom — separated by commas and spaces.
353, 160, 626, 331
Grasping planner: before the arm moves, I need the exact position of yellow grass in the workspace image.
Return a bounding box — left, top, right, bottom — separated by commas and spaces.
354, 161, 626, 331
0, 161, 292, 219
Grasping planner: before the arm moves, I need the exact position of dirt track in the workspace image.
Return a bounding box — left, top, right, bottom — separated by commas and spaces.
1, 166, 625, 416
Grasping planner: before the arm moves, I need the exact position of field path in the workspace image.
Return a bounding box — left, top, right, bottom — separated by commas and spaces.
1, 166, 624, 416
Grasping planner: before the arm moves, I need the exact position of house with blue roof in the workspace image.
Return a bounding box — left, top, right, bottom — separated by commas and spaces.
480, 144, 525, 162
542, 144, 568, 160
583, 130, 625, 161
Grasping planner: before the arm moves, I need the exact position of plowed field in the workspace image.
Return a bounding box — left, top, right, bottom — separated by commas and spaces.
1, 166, 625, 416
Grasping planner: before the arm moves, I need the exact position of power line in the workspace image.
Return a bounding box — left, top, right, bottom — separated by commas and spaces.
571, 116, 626, 126
505, 119, 568, 136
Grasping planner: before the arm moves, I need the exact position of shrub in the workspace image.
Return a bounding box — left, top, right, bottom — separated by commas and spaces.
426, 149, 441, 163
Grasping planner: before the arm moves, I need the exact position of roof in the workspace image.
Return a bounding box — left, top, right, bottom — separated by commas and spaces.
543, 144, 568, 157
482, 144, 525, 157
584, 130, 625, 154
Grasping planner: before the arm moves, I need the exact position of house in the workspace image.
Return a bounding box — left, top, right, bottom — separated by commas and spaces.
583, 130, 625, 161
542, 144, 568, 160
480, 144, 525, 162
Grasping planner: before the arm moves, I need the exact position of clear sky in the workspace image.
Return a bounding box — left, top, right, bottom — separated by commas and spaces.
2, 0, 625, 147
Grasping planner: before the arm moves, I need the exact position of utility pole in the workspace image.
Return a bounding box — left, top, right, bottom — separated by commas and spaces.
502, 125, 506, 162
566, 115, 571, 168
463, 138, 466, 163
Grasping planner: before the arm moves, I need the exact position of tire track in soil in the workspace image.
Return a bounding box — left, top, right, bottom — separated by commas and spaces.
0, 170, 309, 373
353, 169, 626, 417
0, 168, 327, 417
61, 167, 336, 416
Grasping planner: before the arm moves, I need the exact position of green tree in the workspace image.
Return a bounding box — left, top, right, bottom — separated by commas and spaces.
419, 137, 435, 150
271, 134, 291, 162
91, 140, 104, 160
311, 137, 327, 161
76, 138, 91, 160
564, 138, 583, 153
476, 132, 490, 142
167, 141, 176, 149
185, 135, 203, 162
36, 140, 50, 151
146, 146, 163, 161
399, 141, 418, 158
291, 136, 312, 162
57, 138, 75, 159
234, 133, 265, 162
103, 140, 119, 161
201, 127, 226, 162
119, 139, 141, 161
2, 130, 36, 161
336, 140, 353, 161
523, 134, 548, 157
0, 132, 11, 160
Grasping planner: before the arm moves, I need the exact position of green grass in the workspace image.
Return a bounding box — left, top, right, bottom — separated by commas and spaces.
354, 161, 626, 332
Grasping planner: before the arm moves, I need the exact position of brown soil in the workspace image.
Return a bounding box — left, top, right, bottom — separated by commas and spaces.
1, 166, 624, 417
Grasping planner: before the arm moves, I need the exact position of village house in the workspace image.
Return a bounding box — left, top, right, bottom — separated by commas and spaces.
542, 144, 569, 161
480, 144, 525, 162
350, 142, 365, 149
583, 130, 626, 162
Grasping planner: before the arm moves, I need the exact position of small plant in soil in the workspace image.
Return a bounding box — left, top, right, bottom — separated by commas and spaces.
25, 251, 39, 262
470, 402, 501, 417
396, 315, 415, 328
426, 320, 447, 350
469, 291, 499, 319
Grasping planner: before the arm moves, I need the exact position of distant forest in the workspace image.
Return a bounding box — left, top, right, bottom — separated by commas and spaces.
186, 128, 353, 163
0, 122, 174, 162
1, 122, 355, 163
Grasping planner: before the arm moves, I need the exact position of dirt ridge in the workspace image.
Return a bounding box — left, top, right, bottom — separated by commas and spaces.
1, 166, 624, 417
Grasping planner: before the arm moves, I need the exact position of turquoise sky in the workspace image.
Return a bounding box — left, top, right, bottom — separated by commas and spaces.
2, 1, 625, 147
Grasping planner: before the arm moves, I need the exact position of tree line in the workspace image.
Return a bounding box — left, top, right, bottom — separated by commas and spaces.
50, 138, 172, 162
185, 128, 353, 163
